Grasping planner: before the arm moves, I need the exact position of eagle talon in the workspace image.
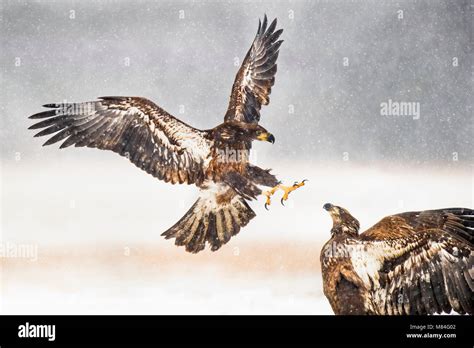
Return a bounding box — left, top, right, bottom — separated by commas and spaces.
262, 179, 306, 208
263, 190, 273, 210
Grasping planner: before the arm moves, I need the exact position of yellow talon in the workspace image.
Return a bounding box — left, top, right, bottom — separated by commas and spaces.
264, 180, 307, 210
264, 184, 280, 210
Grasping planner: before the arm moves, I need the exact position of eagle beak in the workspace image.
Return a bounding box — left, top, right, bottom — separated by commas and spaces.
257, 132, 275, 144
323, 203, 334, 211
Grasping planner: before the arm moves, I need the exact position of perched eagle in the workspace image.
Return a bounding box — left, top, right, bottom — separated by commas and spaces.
320, 204, 473, 315
28, 16, 304, 253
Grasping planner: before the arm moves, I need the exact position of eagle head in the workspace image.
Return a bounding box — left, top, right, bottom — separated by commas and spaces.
214, 122, 275, 144
323, 203, 360, 237
253, 125, 275, 144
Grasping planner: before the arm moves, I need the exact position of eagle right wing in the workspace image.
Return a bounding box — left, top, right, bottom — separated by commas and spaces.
29, 96, 212, 185
350, 208, 474, 315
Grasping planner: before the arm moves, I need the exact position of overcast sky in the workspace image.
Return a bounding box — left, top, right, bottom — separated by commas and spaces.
1, 0, 471, 166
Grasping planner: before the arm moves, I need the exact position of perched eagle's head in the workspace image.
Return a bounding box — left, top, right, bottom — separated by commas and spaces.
323, 203, 360, 237
213, 122, 275, 144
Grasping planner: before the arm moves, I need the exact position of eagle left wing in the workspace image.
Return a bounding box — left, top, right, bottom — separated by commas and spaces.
352, 208, 474, 315
361, 208, 474, 245
224, 15, 283, 124
29, 96, 211, 185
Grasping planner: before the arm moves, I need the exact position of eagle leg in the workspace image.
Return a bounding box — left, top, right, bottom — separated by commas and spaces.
263, 180, 307, 210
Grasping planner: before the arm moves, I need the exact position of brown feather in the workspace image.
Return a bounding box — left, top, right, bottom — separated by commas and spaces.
224, 15, 283, 124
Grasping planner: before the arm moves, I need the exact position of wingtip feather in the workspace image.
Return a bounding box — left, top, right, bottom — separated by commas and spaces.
267, 17, 277, 34
42, 138, 56, 146
261, 14, 268, 33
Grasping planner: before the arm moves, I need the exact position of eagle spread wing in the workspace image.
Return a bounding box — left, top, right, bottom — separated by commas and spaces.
224, 15, 283, 124
29, 96, 211, 185
355, 208, 473, 314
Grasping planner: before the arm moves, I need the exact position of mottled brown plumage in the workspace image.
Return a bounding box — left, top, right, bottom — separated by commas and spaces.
28, 15, 283, 253
320, 204, 473, 315
225, 15, 282, 124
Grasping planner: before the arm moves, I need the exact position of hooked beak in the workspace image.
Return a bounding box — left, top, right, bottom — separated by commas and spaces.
257, 132, 275, 144
323, 203, 334, 211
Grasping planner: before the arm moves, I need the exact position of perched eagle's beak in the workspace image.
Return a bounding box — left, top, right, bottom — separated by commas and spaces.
257, 132, 275, 144
323, 203, 334, 211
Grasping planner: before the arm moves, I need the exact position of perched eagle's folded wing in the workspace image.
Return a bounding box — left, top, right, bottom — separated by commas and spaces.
29, 96, 211, 185
224, 15, 283, 124
352, 232, 473, 315
353, 208, 474, 315
361, 208, 474, 245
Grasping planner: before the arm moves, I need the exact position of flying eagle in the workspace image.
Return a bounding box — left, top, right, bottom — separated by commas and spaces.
320, 204, 473, 315
28, 16, 305, 253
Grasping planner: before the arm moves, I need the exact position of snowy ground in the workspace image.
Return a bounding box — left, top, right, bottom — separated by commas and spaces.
0, 157, 471, 314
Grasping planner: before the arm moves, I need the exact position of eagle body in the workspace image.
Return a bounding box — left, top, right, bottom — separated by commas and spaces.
29, 16, 284, 253
321, 204, 474, 315
321, 236, 369, 315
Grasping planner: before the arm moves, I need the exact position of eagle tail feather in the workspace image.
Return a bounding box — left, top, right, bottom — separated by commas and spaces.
161, 190, 256, 253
